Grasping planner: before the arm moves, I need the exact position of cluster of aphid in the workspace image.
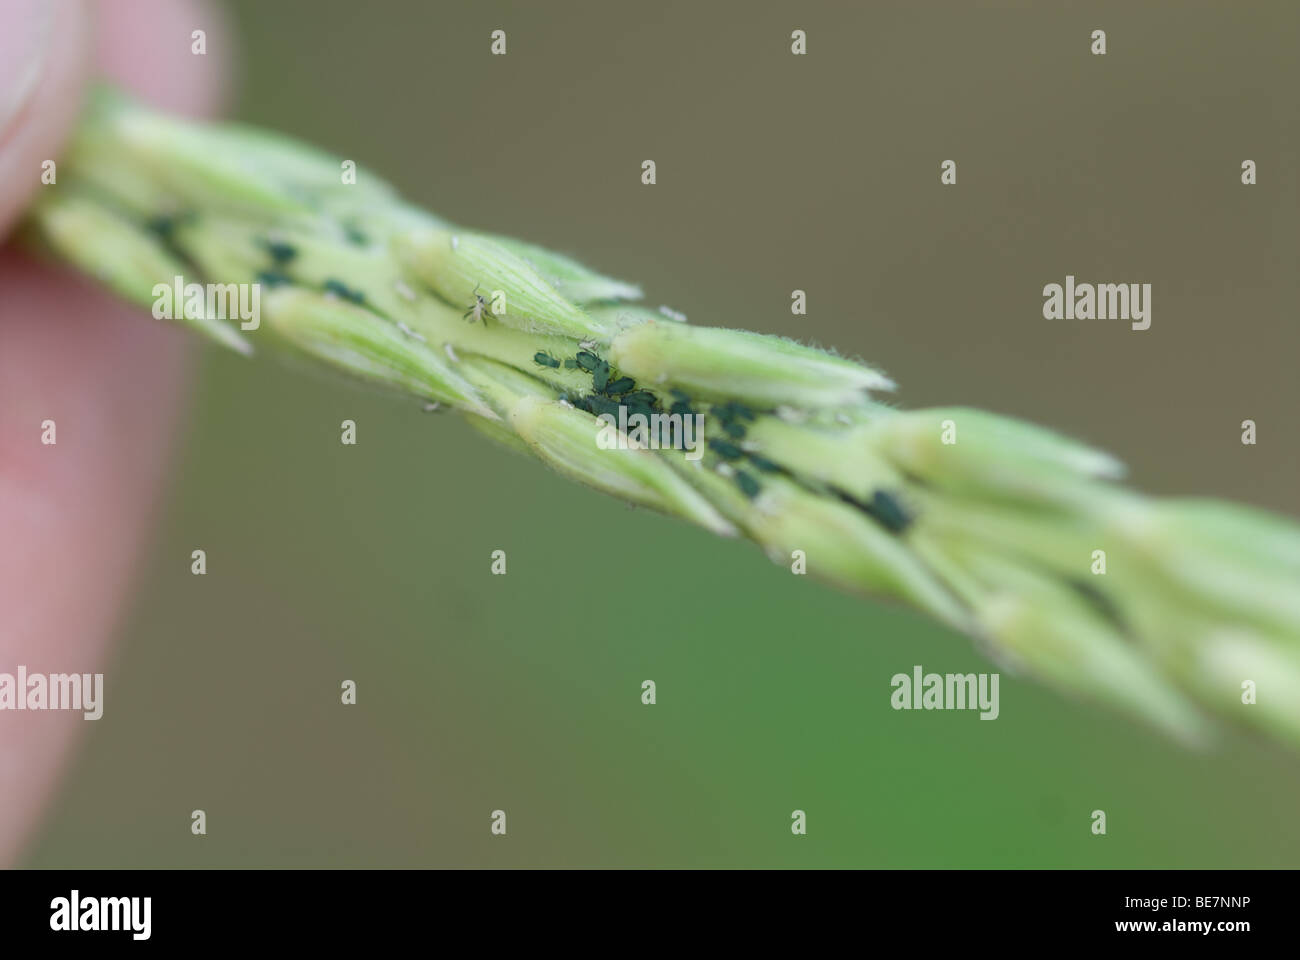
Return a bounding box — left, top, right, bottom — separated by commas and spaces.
227, 233, 915, 535
531, 344, 914, 533
535, 349, 659, 419
699, 400, 786, 500
532, 347, 790, 503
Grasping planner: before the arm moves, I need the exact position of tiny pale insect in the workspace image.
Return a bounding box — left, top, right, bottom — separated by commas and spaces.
463, 283, 489, 325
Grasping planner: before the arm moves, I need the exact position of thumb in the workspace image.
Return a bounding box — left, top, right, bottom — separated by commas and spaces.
0, 0, 90, 236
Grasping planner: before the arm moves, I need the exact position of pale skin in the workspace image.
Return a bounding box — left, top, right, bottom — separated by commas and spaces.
0, 0, 230, 865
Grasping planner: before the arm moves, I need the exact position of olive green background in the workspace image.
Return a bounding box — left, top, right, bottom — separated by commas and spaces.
26, 1, 1300, 867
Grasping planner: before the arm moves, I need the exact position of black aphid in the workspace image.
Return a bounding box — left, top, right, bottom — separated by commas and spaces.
714, 401, 756, 423
708, 439, 744, 460
735, 470, 761, 499
620, 390, 658, 407
256, 270, 292, 288
146, 214, 178, 239
747, 454, 784, 474
323, 278, 366, 304
586, 396, 621, 418
263, 239, 298, 264
867, 490, 912, 533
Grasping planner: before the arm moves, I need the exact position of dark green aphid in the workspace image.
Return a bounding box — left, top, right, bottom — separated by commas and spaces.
343, 224, 369, 246
867, 490, 912, 533
566, 394, 593, 413
623, 401, 656, 423
714, 401, 757, 424
603, 377, 635, 396
670, 389, 691, 402
591, 364, 610, 394
262, 239, 298, 264
146, 214, 179, 239
563, 357, 579, 369
574, 351, 602, 372
735, 470, 761, 499
256, 270, 292, 288
747, 453, 784, 474
708, 439, 744, 460
669, 400, 694, 417
722, 420, 747, 439
586, 395, 621, 419
620, 390, 658, 407
323, 278, 366, 305
534, 352, 561, 368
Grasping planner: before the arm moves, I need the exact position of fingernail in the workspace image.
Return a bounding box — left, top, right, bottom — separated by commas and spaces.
0, 0, 57, 137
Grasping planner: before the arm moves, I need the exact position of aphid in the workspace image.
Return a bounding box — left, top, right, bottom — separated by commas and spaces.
262, 238, 297, 264
747, 453, 783, 474
323, 278, 365, 305
534, 351, 561, 368
574, 351, 602, 372
603, 376, 635, 396
620, 390, 658, 407
714, 401, 756, 423
563, 357, 579, 369
421, 401, 442, 413
623, 401, 656, 424
146, 213, 187, 239
586, 395, 620, 419
255, 270, 291, 288
866, 490, 912, 534
735, 470, 761, 499
343, 224, 369, 246
463, 283, 489, 325
396, 321, 425, 342
722, 420, 747, 439
591, 364, 610, 394
708, 438, 744, 460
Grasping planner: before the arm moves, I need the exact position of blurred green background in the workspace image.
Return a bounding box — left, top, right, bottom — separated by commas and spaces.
26, 0, 1300, 867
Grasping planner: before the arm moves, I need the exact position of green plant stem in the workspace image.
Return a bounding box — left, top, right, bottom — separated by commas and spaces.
22, 87, 1300, 749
